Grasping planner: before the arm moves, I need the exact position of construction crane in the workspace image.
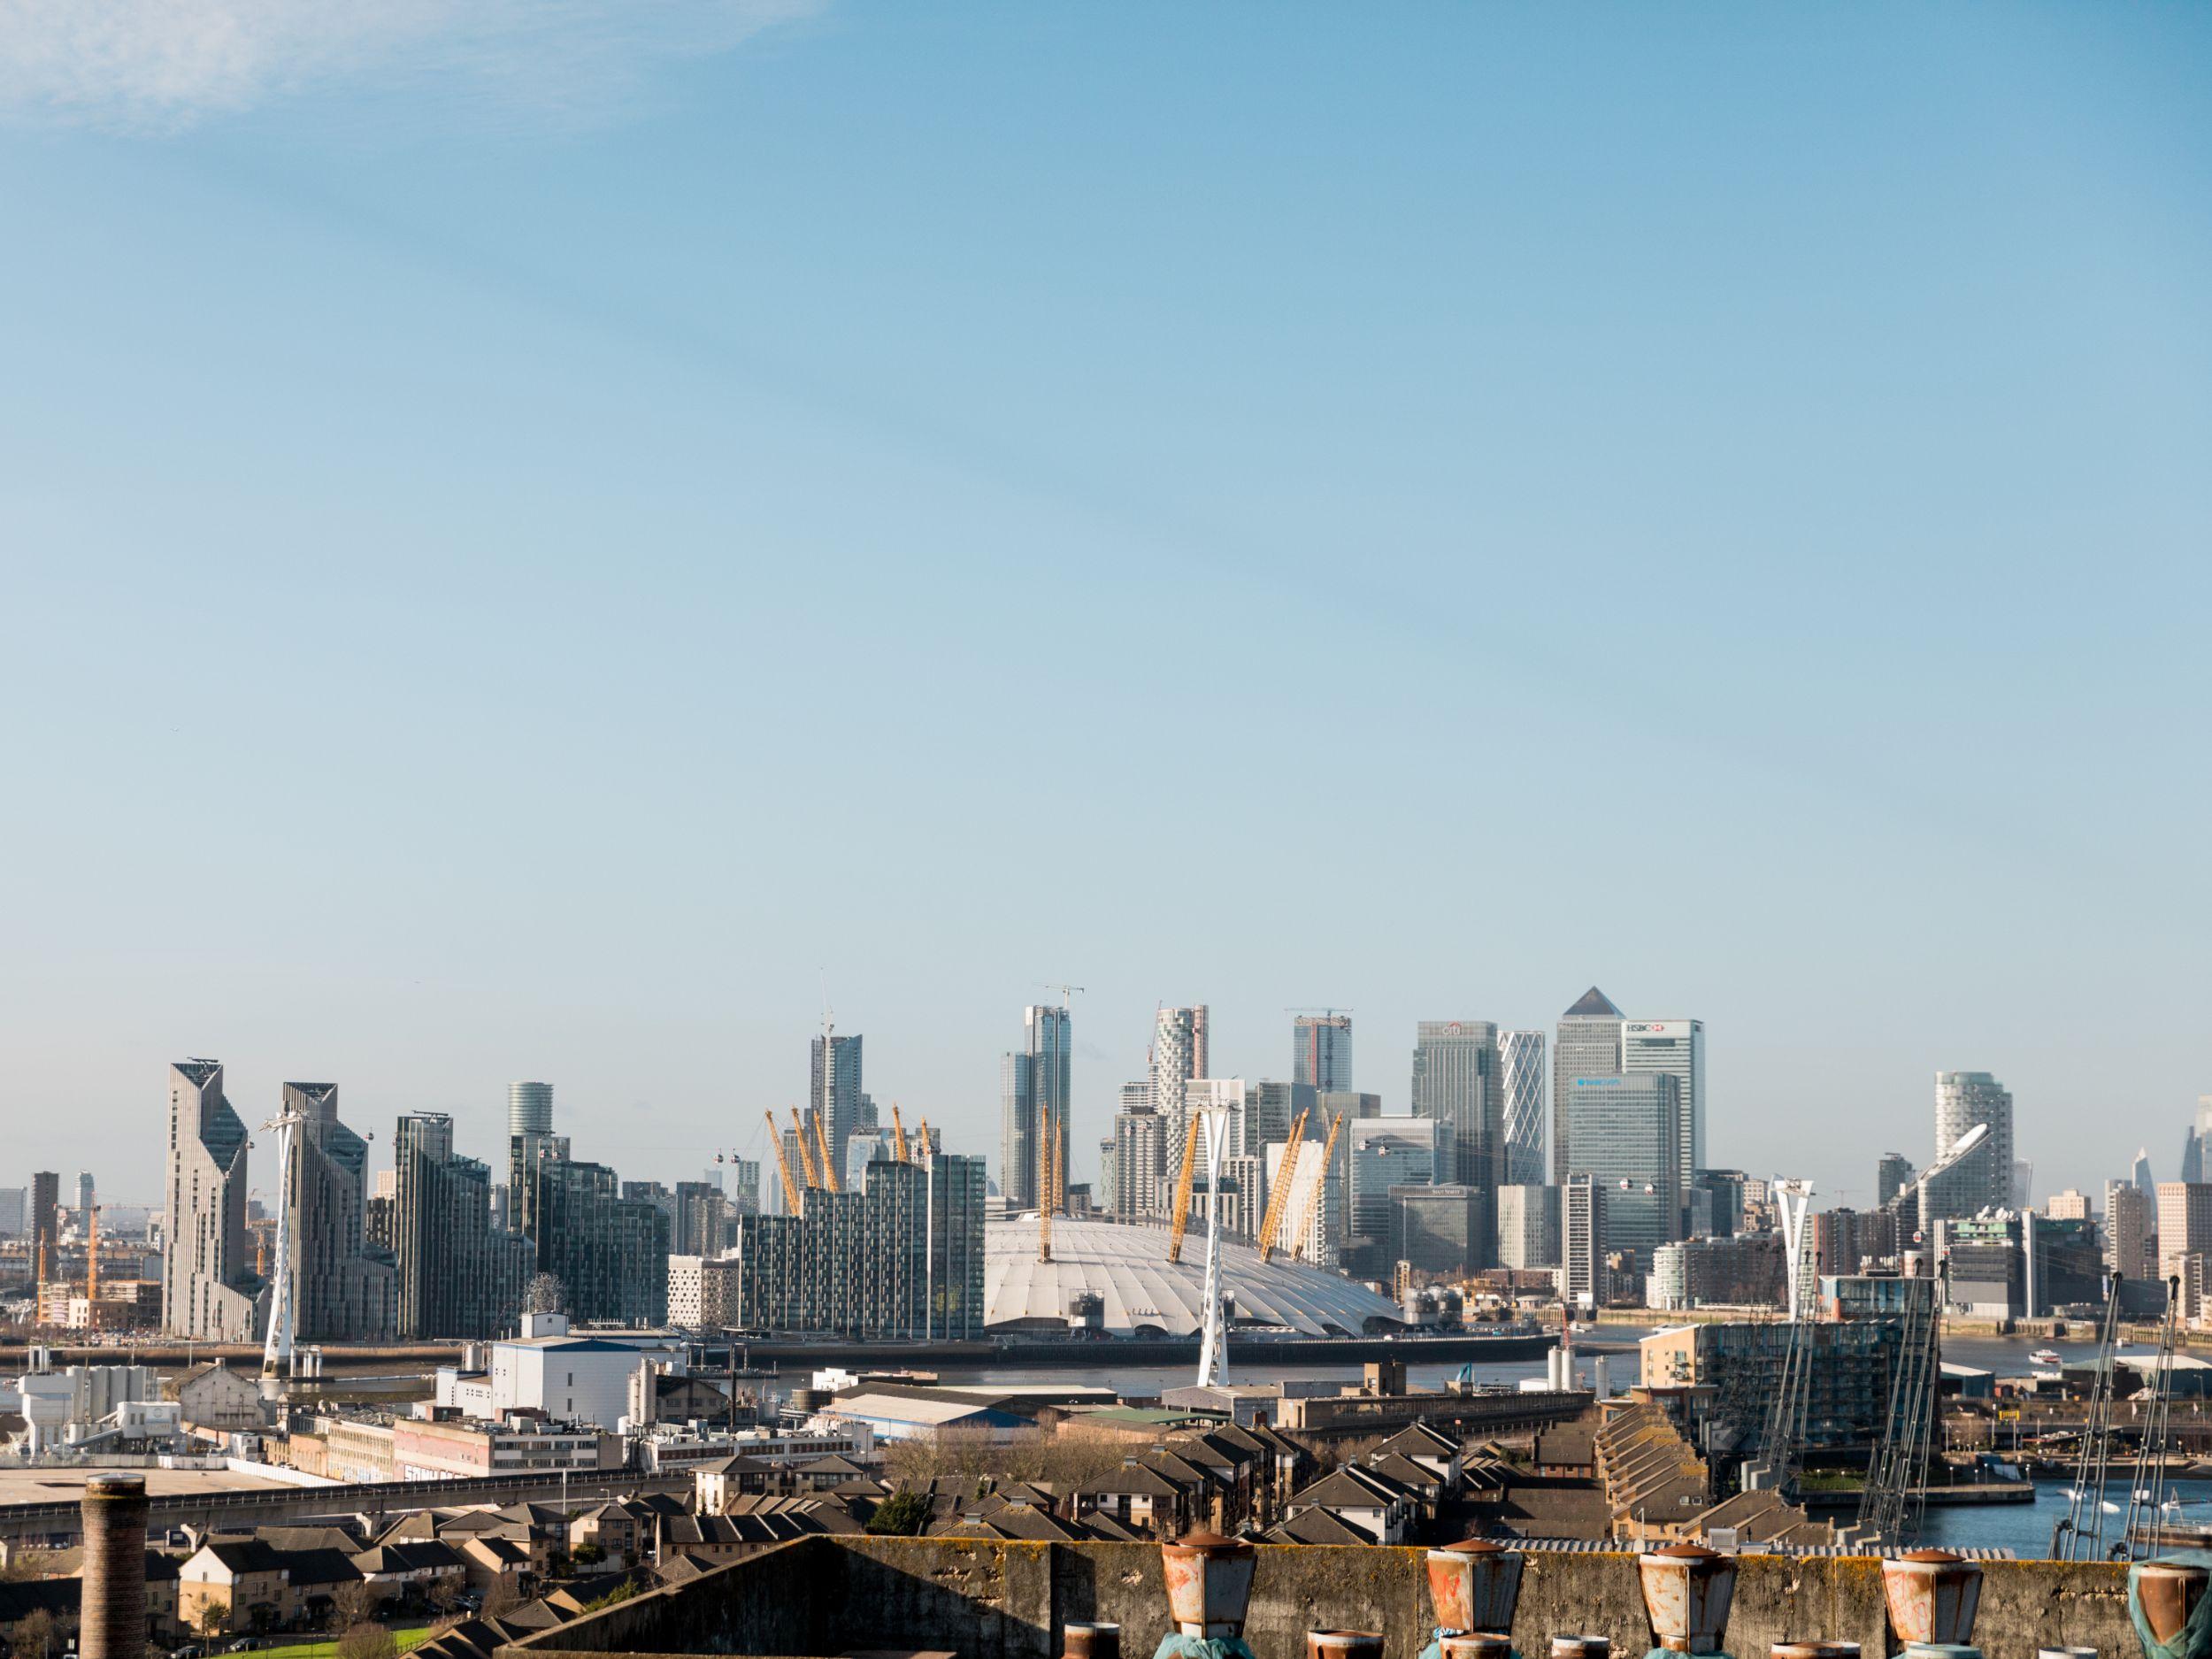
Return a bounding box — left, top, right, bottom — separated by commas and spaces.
764, 1110, 803, 1212
1038, 981, 1086, 1010
1256, 1106, 1310, 1262
890, 1103, 910, 1163
1166, 1114, 1204, 1263
1290, 1110, 1347, 1263
812, 1111, 841, 1194
788, 1107, 821, 1188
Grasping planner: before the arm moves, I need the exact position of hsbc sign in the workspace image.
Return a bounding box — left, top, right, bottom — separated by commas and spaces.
1625, 1020, 1693, 1037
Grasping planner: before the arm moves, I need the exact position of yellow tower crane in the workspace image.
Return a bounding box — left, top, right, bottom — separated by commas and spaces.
764, 1110, 803, 1212
1256, 1106, 1310, 1262
1289, 1110, 1347, 1264
890, 1103, 910, 1164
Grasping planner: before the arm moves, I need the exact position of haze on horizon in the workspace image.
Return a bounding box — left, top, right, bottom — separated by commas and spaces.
2, 3, 2207, 1208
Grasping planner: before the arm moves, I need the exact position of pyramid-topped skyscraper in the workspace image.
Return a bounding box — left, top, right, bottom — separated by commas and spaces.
1552, 987, 1624, 1183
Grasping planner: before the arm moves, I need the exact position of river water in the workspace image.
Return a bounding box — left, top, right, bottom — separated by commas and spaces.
942, 1325, 2200, 1557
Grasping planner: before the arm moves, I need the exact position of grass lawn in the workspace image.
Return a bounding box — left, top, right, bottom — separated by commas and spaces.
232, 1625, 435, 1659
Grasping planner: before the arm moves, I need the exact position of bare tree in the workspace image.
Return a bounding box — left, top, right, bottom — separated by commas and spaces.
14, 1609, 58, 1659
523, 1274, 567, 1316
332, 1578, 382, 1632
480, 1577, 524, 1622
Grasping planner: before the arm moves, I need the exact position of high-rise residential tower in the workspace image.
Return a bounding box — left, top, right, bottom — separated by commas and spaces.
1933, 1071, 2016, 1216
1111, 1106, 1164, 1225
1293, 1013, 1354, 1094
73, 1172, 95, 1224
162, 1059, 261, 1341
1152, 1005, 1209, 1215
810, 1030, 864, 1176
1498, 1031, 1547, 1187
394, 1112, 532, 1340
1000, 1004, 1071, 1213
1553, 987, 1624, 1183
1877, 1152, 1916, 1208
2105, 1179, 2151, 1279
1624, 1018, 1705, 1186
1409, 1020, 1502, 1193
278, 1082, 397, 1342
508, 1081, 553, 1140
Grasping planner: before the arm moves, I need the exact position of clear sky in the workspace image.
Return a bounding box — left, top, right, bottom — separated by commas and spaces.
2, 2, 2207, 1211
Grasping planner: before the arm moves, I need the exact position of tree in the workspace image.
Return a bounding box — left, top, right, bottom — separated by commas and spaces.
194, 1600, 229, 1645
14, 1609, 58, 1659
523, 1274, 567, 1316
332, 1579, 381, 1632
426, 1575, 463, 1618
336, 1622, 397, 1659
480, 1577, 523, 1622
864, 1488, 931, 1537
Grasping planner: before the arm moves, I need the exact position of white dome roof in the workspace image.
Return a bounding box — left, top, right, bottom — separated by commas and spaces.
984, 1217, 1403, 1338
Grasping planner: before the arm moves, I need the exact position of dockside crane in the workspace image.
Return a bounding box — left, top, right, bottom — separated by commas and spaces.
764, 1110, 803, 1212
1256, 1106, 1310, 1262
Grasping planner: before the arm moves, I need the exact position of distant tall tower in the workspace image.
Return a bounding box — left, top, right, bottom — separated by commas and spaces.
508, 1081, 553, 1139
1933, 1071, 2015, 1214
1623, 1018, 1705, 1184
1409, 1020, 1502, 1192
1877, 1152, 1915, 1208
1152, 1005, 1209, 1216
1552, 987, 1624, 1183
999, 1002, 1071, 1213
810, 1029, 864, 1176
73, 1172, 95, 1224
29, 1171, 60, 1271
1293, 1014, 1354, 1094
1498, 1031, 1548, 1187
161, 1059, 259, 1341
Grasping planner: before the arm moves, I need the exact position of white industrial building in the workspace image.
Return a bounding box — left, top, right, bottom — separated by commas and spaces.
434, 1312, 688, 1430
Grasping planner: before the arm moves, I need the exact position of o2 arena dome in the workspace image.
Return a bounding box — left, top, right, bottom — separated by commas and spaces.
984, 1217, 1404, 1339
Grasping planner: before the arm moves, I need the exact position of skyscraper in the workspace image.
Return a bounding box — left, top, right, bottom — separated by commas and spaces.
1409, 1020, 1501, 1193
278, 1082, 396, 1342
1293, 1013, 1353, 1094
1496, 1183, 1563, 1269
1152, 1005, 1209, 1214
534, 1157, 671, 1326
1623, 1018, 1705, 1184
394, 1112, 532, 1340
1562, 1073, 1682, 1262
29, 1171, 59, 1271
1933, 1071, 2016, 1215
1000, 1004, 1071, 1213
1553, 987, 1624, 1182
1111, 1106, 1164, 1225
1498, 1031, 1548, 1187
810, 1030, 864, 1175
1348, 1118, 1439, 1247
162, 1059, 260, 1341
508, 1081, 553, 1139
73, 1172, 95, 1224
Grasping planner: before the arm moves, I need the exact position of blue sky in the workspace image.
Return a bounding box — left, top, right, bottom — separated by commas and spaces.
2, 2, 2207, 1209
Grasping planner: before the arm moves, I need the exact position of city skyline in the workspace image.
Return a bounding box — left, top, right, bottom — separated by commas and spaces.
25, 985, 2207, 1215
4, 4, 2208, 1217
